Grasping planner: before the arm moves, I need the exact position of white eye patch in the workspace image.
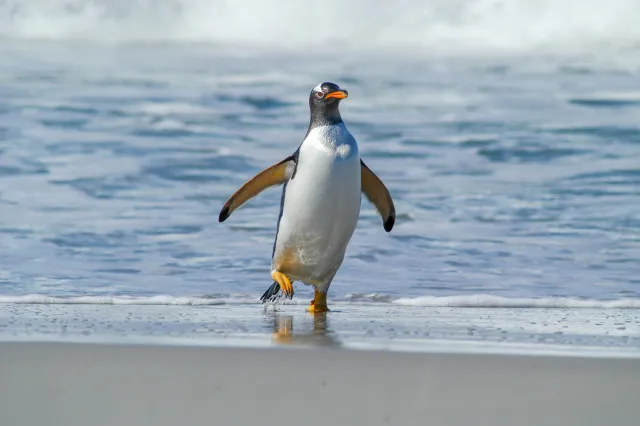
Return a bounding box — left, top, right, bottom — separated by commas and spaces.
313, 83, 323, 93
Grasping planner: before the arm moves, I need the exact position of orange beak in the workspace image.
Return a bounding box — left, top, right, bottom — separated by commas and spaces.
325, 90, 348, 100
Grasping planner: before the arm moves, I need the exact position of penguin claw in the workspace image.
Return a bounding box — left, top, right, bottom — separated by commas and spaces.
271, 271, 294, 299
261, 272, 294, 303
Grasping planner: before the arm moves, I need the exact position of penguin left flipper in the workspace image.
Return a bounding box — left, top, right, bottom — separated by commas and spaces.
360, 159, 396, 232
219, 155, 296, 222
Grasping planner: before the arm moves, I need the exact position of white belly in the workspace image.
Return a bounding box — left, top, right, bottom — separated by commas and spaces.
272, 124, 361, 286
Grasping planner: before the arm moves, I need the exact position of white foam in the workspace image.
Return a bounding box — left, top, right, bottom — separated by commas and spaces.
1, 293, 638, 309
1, 0, 640, 55
393, 294, 640, 309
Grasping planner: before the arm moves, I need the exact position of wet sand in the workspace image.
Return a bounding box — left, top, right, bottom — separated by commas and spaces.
2, 303, 638, 356
1, 342, 639, 426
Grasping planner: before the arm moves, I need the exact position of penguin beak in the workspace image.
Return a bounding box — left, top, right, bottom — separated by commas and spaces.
325, 90, 348, 100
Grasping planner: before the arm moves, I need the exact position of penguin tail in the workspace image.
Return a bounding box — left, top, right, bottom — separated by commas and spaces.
260, 281, 281, 303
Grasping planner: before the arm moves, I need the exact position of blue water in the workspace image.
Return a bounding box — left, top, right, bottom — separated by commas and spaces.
1, 40, 639, 307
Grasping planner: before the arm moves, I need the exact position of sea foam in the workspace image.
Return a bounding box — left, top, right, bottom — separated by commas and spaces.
392, 294, 640, 309
2, 294, 639, 308
1, 0, 639, 55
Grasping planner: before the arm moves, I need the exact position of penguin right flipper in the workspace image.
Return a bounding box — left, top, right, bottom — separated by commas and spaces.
218, 156, 296, 222
360, 159, 396, 232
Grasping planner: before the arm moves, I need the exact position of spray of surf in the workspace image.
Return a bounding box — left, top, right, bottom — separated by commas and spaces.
1, 0, 640, 55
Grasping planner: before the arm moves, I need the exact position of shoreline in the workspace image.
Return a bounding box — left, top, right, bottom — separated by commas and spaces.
1, 333, 639, 360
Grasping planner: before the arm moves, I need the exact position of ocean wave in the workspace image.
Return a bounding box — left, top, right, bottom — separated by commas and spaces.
1, 293, 639, 308
1, 0, 640, 55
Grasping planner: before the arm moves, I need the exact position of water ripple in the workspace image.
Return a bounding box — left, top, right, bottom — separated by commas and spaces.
143, 155, 253, 183
478, 146, 588, 163
1, 45, 639, 303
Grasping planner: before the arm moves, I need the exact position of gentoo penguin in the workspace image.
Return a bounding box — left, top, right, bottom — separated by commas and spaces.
219, 82, 395, 313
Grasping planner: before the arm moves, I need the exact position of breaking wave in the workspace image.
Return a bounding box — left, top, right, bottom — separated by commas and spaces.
1, 0, 640, 55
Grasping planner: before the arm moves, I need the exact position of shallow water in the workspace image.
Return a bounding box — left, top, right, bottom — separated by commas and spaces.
2, 40, 639, 306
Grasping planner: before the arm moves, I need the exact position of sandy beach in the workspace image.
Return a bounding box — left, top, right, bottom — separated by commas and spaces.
1, 341, 639, 426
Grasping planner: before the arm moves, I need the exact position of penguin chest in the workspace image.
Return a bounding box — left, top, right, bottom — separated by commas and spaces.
273, 127, 361, 282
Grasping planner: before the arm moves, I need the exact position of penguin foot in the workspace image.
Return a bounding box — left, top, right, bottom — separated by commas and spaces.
271, 271, 294, 299
307, 290, 329, 313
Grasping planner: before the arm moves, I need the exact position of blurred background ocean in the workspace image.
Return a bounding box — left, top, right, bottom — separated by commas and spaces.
1, 0, 639, 306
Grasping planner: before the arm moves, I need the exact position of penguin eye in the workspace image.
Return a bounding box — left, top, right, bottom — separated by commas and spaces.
315, 91, 324, 98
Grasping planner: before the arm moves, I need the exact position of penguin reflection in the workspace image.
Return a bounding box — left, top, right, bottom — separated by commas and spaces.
269, 312, 341, 347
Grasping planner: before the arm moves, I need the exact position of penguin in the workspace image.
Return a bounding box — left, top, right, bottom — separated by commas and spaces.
219, 82, 395, 313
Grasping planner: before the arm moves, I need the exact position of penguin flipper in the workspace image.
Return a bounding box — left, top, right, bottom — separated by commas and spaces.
360, 159, 396, 232
219, 156, 296, 222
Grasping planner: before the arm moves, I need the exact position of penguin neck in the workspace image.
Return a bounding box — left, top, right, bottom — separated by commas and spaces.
307, 104, 343, 133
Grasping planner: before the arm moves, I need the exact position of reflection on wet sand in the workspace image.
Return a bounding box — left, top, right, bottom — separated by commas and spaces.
266, 312, 341, 347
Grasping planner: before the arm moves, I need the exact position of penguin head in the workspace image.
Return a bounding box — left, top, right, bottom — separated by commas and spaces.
310, 82, 348, 107
308, 82, 348, 126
